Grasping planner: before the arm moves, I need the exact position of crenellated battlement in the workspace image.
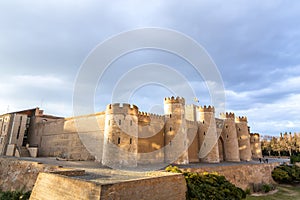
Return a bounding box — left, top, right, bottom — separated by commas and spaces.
220, 112, 235, 119
105, 103, 139, 115
235, 116, 248, 123
138, 111, 164, 120
199, 105, 215, 113
138, 111, 150, 117
250, 133, 260, 137
164, 96, 185, 104
25, 95, 259, 166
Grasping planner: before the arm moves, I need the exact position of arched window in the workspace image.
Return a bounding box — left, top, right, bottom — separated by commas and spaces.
119, 119, 121, 125
169, 114, 172, 118
170, 127, 172, 131
118, 137, 121, 144
130, 120, 133, 126
130, 138, 132, 144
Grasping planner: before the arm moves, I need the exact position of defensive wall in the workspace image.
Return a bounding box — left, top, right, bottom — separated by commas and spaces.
182, 162, 279, 190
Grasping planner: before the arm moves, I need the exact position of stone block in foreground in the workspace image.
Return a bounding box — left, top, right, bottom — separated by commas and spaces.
30, 172, 186, 200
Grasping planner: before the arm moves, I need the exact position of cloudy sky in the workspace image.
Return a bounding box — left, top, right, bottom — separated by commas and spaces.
1, 0, 300, 136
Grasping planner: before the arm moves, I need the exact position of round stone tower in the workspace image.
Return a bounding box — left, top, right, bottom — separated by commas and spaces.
235, 116, 252, 161
250, 133, 262, 159
219, 112, 240, 162
164, 96, 189, 164
102, 103, 139, 168
198, 105, 220, 163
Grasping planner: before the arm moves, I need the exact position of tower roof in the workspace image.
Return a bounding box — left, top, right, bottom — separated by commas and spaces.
220, 112, 235, 119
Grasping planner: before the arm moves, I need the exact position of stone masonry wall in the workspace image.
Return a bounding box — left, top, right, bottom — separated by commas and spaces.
0, 157, 74, 192
30, 173, 102, 200
100, 174, 186, 200
30, 171, 186, 200
183, 162, 279, 190
35, 113, 107, 161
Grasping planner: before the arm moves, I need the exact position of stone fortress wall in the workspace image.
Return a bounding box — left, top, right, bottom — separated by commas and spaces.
0, 97, 263, 166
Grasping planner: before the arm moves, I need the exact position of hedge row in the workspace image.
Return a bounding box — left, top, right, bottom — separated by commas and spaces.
272, 164, 300, 184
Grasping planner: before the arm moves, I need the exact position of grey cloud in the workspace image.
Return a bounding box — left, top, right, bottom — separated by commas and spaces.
1, 0, 300, 136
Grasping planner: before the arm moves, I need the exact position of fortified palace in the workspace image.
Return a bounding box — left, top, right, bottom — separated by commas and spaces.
0, 97, 262, 166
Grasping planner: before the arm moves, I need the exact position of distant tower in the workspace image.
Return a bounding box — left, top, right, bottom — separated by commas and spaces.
185, 104, 198, 121
250, 133, 262, 159
220, 112, 240, 162
164, 96, 189, 164
235, 116, 252, 161
198, 105, 220, 163
102, 103, 139, 168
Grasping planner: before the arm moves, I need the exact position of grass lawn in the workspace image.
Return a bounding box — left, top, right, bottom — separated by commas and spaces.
246, 185, 300, 200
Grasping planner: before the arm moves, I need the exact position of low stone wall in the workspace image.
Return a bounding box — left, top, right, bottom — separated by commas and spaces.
30, 172, 186, 200
100, 174, 186, 200
30, 173, 102, 200
0, 157, 84, 192
182, 162, 280, 190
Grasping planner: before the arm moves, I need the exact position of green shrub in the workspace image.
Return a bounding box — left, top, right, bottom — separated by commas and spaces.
0, 190, 31, 200
245, 188, 251, 195
165, 165, 182, 173
249, 183, 276, 193
272, 164, 300, 184
262, 184, 271, 193
290, 155, 300, 164
165, 166, 246, 200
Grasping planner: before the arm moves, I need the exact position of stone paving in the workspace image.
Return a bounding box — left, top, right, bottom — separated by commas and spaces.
16, 157, 175, 184
15, 156, 289, 184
